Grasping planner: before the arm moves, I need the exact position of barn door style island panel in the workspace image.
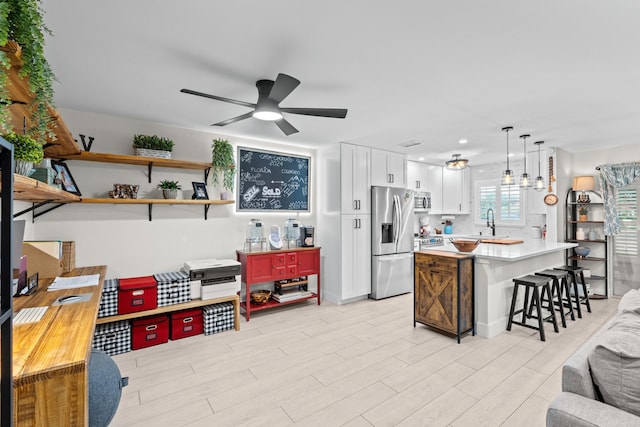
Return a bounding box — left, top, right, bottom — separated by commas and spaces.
414, 250, 475, 343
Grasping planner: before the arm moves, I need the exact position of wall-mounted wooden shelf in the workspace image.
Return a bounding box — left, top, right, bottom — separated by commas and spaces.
1, 41, 81, 157
11, 174, 81, 203
51, 151, 212, 182
80, 197, 233, 221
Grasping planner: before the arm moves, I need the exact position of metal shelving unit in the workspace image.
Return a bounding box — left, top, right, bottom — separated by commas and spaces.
1, 136, 14, 426
565, 188, 609, 299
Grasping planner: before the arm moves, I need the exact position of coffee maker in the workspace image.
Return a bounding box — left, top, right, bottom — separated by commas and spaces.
300, 225, 314, 247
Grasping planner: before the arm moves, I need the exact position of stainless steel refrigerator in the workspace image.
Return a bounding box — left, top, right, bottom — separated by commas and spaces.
370, 186, 415, 299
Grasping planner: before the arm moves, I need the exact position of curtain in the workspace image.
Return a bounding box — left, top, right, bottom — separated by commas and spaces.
598, 162, 640, 235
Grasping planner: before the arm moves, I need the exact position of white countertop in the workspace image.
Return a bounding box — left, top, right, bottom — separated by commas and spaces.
420, 239, 577, 262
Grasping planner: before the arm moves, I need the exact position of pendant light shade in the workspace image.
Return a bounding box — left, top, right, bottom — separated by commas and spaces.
533, 141, 545, 192
445, 153, 469, 170
501, 126, 514, 185
519, 134, 532, 189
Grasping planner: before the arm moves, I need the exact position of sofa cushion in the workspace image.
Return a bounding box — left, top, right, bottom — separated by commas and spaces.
588, 314, 640, 417
618, 289, 640, 315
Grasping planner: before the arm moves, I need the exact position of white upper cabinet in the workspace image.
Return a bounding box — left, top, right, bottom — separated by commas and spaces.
340, 143, 371, 214
371, 148, 407, 188
442, 167, 471, 214
407, 160, 429, 190
428, 164, 443, 214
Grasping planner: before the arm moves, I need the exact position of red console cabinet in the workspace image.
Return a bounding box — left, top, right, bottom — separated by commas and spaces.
237, 247, 321, 321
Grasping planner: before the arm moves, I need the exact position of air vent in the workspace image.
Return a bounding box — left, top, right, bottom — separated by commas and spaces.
399, 140, 422, 148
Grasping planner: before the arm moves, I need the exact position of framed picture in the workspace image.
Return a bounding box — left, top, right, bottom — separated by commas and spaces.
192, 181, 209, 200
51, 160, 81, 195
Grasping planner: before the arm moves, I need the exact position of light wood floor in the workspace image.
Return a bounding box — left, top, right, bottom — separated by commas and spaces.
111, 293, 619, 426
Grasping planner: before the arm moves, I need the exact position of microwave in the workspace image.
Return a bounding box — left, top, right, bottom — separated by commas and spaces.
414, 191, 431, 212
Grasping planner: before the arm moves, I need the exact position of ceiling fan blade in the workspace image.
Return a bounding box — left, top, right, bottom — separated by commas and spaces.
275, 118, 299, 136
280, 107, 348, 119
212, 112, 254, 126
267, 74, 300, 104
180, 88, 256, 109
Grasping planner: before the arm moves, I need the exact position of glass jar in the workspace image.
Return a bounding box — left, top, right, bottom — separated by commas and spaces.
246, 219, 264, 242
284, 218, 300, 241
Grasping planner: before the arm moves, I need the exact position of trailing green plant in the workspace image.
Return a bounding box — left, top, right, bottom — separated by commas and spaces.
157, 179, 181, 190
0, 0, 57, 140
133, 134, 175, 152
3, 131, 44, 163
211, 138, 235, 191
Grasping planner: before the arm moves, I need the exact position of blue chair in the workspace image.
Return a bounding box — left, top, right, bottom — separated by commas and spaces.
89, 349, 128, 427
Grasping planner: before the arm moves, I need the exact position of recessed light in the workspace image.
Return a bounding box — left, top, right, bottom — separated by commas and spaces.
418, 157, 425, 161
459, 139, 468, 144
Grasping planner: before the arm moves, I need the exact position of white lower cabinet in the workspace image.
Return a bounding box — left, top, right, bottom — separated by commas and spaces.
340, 214, 371, 299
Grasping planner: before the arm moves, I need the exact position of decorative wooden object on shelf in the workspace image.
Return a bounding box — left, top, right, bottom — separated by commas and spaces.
12, 265, 107, 426
414, 250, 475, 343
1, 41, 80, 157
236, 247, 321, 321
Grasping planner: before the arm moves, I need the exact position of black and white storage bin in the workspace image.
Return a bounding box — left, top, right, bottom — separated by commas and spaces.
93, 320, 131, 356
98, 278, 119, 318
154, 271, 191, 307
202, 302, 235, 335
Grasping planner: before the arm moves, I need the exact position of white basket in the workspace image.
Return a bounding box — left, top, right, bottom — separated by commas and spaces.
134, 148, 171, 159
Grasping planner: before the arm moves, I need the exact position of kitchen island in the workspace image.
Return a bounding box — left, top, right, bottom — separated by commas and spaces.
418, 239, 577, 338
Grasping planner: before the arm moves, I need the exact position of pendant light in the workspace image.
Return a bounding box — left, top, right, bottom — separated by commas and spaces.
519, 134, 532, 189
445, 153, 469, 170
533, 141, 545, 191
501, 126, 514, 185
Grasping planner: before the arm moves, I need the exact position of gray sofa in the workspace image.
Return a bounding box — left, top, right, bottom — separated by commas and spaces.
547, 289, 640, 426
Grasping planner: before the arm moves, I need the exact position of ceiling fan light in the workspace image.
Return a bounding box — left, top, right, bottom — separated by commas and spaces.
252, 110, 283, 121
445, 154, 469, 170
534, 176, 545, 191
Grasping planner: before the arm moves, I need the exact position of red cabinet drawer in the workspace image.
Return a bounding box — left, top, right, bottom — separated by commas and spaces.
273, 266, 287, 277
286, 265, 298, 276
272, 254, 287, 266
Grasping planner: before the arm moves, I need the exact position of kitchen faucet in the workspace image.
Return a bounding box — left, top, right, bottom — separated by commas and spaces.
487, 208, 496, 236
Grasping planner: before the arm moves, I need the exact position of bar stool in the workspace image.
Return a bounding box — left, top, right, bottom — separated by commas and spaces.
507, 275, 559, 341
554, 266, 592, 318
535, 269, 575, 328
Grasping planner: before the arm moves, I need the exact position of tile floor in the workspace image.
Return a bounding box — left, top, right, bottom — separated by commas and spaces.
111, 293, 619, 426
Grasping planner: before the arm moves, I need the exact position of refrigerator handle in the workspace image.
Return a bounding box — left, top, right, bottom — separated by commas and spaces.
392, 195, 400, 246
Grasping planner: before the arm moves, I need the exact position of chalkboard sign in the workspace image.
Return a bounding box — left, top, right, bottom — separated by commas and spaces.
237, 147, 310, 212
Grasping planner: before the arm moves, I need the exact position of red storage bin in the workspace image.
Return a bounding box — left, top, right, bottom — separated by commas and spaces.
118, 275, 157, 314
170, 309, 203, 340
131, 315, 169, 350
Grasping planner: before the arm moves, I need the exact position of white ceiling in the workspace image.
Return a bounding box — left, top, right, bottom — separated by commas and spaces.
40, 1, 640, 166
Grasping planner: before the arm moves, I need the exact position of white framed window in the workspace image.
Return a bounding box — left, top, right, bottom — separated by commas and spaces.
475, 179, 525, 226
615, 187, 638, 256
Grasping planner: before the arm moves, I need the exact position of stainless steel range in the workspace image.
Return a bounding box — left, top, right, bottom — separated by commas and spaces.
413, 236, 444, 251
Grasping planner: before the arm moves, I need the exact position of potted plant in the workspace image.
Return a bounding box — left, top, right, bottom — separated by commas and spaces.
579, 206, 588, 221
211, 138, 235, 198
3, 131, 44, 176
133, 134, 175, 159
0, 1, 57, 140
157, 179, 181, 199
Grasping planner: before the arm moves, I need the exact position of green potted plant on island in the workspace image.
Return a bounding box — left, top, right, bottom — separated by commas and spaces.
133, 134, 175, 159
157, 179, 181, 199
0, 1, 57, 140
211, 138, 235, 199
3, 131, 44, 176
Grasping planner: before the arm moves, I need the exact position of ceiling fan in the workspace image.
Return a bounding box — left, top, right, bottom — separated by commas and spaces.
180, 73, 348, 136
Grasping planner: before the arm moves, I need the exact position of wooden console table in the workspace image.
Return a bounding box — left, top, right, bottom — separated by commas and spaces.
236, 247, 321, 321
12, 265, 106, 426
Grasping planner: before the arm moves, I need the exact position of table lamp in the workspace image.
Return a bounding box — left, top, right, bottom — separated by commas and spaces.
573, 175, 595, 203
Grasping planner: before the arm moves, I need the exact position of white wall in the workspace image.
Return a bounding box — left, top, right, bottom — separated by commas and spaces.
29, 109, 317, 279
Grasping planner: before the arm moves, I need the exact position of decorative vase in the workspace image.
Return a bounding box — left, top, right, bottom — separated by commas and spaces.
578, 214, 588, 221
162, 189, 178, 199
15, 160, 34, 176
